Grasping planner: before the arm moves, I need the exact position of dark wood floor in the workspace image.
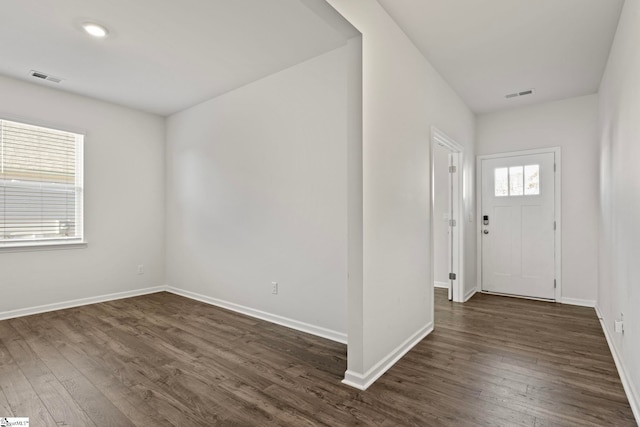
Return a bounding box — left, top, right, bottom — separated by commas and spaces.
0, 289, 635, 426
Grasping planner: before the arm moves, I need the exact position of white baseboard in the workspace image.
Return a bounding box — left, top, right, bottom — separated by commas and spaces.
166, 286, 347, 344
560, 297, 596, 307
342, 322, 433, 390
595, 305, 640, 424
1, 284, 348, 345
464, 287, 476, 302
480, 293, 595, 308
434, 281, 449, 289
0, 286, 166, 321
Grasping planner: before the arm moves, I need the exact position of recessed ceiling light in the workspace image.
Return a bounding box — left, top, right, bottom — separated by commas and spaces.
82, 22, 108, 38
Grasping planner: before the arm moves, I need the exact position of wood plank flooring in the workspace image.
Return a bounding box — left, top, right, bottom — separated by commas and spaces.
0, 289, 635, 426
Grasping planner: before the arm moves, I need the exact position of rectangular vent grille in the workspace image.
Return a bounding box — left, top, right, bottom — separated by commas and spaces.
30, 70, 63, 84
505, 88, 535, 99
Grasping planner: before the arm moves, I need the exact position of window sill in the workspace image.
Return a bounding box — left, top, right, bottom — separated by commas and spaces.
0, 240, 88, 253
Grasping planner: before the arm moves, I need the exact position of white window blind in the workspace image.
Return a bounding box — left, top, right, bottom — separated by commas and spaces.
0, 119, 84, 246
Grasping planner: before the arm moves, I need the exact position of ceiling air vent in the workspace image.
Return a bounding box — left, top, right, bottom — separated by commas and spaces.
30, 70, 63, 84
505, 88, 535, 99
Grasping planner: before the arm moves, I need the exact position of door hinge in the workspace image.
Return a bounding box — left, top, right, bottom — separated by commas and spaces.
554, 221, 556, 230
449, 219, 457, 227
554, 279, 557, 289
449, 273, 457, 280
449, 165, 457, 173
554, 163, 557, 172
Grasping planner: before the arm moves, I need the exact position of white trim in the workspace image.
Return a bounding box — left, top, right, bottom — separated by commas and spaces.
0, 286, 165, 321
463, 287, 476, 302
0, 283, 348, 345
342, 371, 369, 390
476, 147, 562, 301
166, 286, 347, 344
342, 322, 433, 390
0, 240, 88, 253
554, 149, 562, 302
480, 290, 554, 303
434, 281, 450, 289
476, 147, 561, 160
595, 305, 640, 423
0, 118, 86, 249
560, 297, 596, 308
430, 126, 465, 303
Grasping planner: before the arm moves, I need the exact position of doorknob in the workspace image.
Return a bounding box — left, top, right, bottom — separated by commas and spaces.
483, 230, 489, 234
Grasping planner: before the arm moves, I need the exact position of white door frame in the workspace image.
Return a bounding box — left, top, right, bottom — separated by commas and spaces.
476, 147, 562, 302
430, 127, 465, 303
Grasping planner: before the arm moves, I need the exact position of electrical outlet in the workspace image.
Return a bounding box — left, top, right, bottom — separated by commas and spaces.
138, 265, 144, 275
614, 320, 624, 334
271, 282, 278, 295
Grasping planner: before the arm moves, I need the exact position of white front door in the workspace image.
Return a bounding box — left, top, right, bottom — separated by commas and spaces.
481, 152, 556, 300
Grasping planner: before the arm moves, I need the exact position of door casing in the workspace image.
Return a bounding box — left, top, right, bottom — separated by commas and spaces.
476, 147, 562, 302
430, 127, 464, 303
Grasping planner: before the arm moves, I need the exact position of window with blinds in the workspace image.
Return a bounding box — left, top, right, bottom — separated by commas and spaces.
0, 119, 84, 247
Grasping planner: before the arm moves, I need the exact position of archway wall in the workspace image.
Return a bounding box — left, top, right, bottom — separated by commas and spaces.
327, 0, 476, 389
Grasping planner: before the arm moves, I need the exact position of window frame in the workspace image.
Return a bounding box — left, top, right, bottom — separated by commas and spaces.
0, 117, 87, 252
494, 164, 541, 198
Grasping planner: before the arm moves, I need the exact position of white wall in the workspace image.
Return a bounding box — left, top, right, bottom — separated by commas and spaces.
345, 36, 365, 367
326, 0, 476, 388
433, 144, 450, 286
0, 75, 165, 316
477, 95, 599, 304
165, 46, 350, 338
597, 0, 640, 418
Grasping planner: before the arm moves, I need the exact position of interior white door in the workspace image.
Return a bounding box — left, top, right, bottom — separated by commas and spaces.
447, 152, 460, 301
481, 153, 555, 299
